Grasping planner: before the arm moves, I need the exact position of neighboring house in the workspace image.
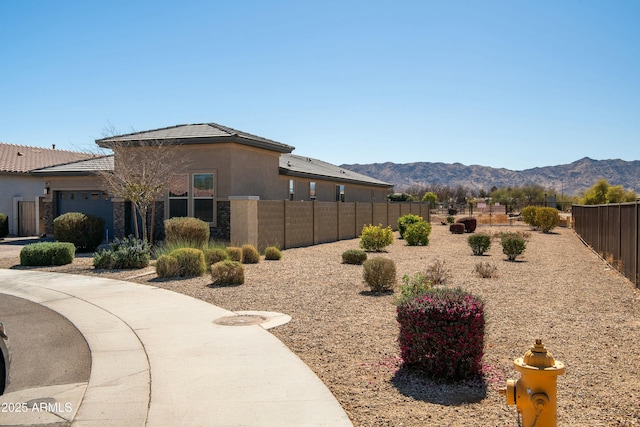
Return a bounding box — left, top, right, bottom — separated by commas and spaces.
0, 143, 92, 236
31, 155, 115, 238
17, 122, 394, 243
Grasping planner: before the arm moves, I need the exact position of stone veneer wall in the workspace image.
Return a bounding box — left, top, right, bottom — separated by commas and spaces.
211, 200, 231, 242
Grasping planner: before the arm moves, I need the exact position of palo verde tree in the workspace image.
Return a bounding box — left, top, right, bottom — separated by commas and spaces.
96, 125, 190, 244
579, 179, 636, 205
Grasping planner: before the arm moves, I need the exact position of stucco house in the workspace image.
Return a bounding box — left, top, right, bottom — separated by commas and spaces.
0, 143, 93, 236
32, 122, 394, 243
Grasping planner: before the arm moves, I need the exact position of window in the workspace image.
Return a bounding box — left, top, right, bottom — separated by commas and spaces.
168, 173, 216, 223
168, 174, 189, 218
193, 173, 215, 223
309, 182, 316, 200
289, 179, 295, 201
336, 185, 345, 202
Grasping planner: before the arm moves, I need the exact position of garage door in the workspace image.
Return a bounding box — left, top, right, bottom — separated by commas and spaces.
56, 191, 114, 242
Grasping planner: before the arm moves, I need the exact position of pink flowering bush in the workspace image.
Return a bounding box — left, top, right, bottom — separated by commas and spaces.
397, 287, 485, 382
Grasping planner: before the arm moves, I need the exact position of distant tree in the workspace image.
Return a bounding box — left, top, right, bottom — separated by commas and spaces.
580, 179, 637, 205
421, 192, 438, 208
522, 183, 546, 205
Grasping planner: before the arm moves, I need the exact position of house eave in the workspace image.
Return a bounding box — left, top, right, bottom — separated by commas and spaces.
279, 168, 393, 188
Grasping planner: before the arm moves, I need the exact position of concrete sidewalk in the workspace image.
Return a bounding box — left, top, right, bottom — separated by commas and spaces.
0, 269, 353, 427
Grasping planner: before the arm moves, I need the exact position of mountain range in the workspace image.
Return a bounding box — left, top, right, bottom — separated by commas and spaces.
340, 157, 640, 196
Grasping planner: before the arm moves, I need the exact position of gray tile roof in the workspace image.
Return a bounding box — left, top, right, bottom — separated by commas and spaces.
31, 155, 114, 175
0, 142, 93, 174
280, 154, 392, 187
96, 123, 295, 153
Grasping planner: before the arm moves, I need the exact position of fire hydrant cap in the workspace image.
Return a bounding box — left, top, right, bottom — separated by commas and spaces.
514, 339, 566, 375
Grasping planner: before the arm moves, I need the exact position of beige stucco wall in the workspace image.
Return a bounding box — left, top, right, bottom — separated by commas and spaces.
280, 176, 388, 203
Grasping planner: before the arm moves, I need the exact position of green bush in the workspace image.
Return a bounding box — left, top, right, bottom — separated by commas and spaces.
424, 259, 450, 286
264, 246, 282, 261
203, 248, 229, 267
156, 255, 180, 278
169, 248, 206, 277
398, 214, 423, 239
536, 207, 560, 233
241, 244, 260, 264
226, 246, 243, 262
446, 216, 455, 224
93, 236, 150, 269
342, 249, 368, 265
211, 260, 245, 286
397, 287, 485, 381
521, 206, 539, 229
360, 224, 394, 252
54, 212, 104, 252
394, 272, 433, 305
0, 213, 8, 238
20, 242, 75, 266
468, 233, 491, 256
449, 223, 465, 234
164, 217, 210, 247
404, 221, 431, 246
500, 232, 527, 261
362, 257, 397, 293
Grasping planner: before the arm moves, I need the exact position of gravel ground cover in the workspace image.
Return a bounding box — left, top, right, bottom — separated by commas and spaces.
2, 221, 640, 426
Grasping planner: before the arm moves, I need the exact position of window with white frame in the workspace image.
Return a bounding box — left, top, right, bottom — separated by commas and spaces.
335, 184, 345, 202
168, 174, 189, 217
168, 172, 216, 223
309, 181, 316, 200
289, 179, 295, 201
193, 173, 215, 223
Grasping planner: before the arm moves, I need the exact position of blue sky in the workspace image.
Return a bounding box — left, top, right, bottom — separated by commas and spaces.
1, 1, 638, 170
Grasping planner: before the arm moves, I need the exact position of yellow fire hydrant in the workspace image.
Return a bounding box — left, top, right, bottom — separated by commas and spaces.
500, 339, 566, 427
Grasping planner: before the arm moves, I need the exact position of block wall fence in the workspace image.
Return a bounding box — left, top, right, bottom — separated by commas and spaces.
230, 200, 430, 250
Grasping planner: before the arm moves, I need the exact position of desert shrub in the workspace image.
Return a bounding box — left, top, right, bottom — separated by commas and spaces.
211, 260, 245, 286
241, 244, 260, 264
468, 233, 491, 255
398, 214, 423, 239
0, 213, 8, 238
397, 287, 485, 381
155, 254, 180, 278
449, 223, 465, 234
94, 236, 150, 269
54, 212, 104, 252
536, 207, 560, 233
359, 224, 394, 252
404, 221, 432, 246
474, 261, 498, 278
342, 249, 368, 265
20, 242, 75, 266
425, 259, 450, 286
264, 246, 282, 261
203, 248, 229, 267
446, 216, 455, 224
362, 257, 397, 293
394, 272, 433, 305
456, 217, 477, 233
500, 232, 527, 261
521, 206, 539, 229
169, 247, 206, 277
164, 217, 210, 247
226, 246, 243, 262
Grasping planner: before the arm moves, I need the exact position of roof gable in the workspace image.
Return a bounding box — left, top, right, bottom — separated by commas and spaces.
96, 123, 295, 154
0, 142, 93, 174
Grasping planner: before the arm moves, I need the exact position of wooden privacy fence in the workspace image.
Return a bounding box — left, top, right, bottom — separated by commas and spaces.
230, 200, 430, 250
573, 203, 640, 288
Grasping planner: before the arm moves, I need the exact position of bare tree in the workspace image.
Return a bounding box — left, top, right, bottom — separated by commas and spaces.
97, 125, 189, 244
